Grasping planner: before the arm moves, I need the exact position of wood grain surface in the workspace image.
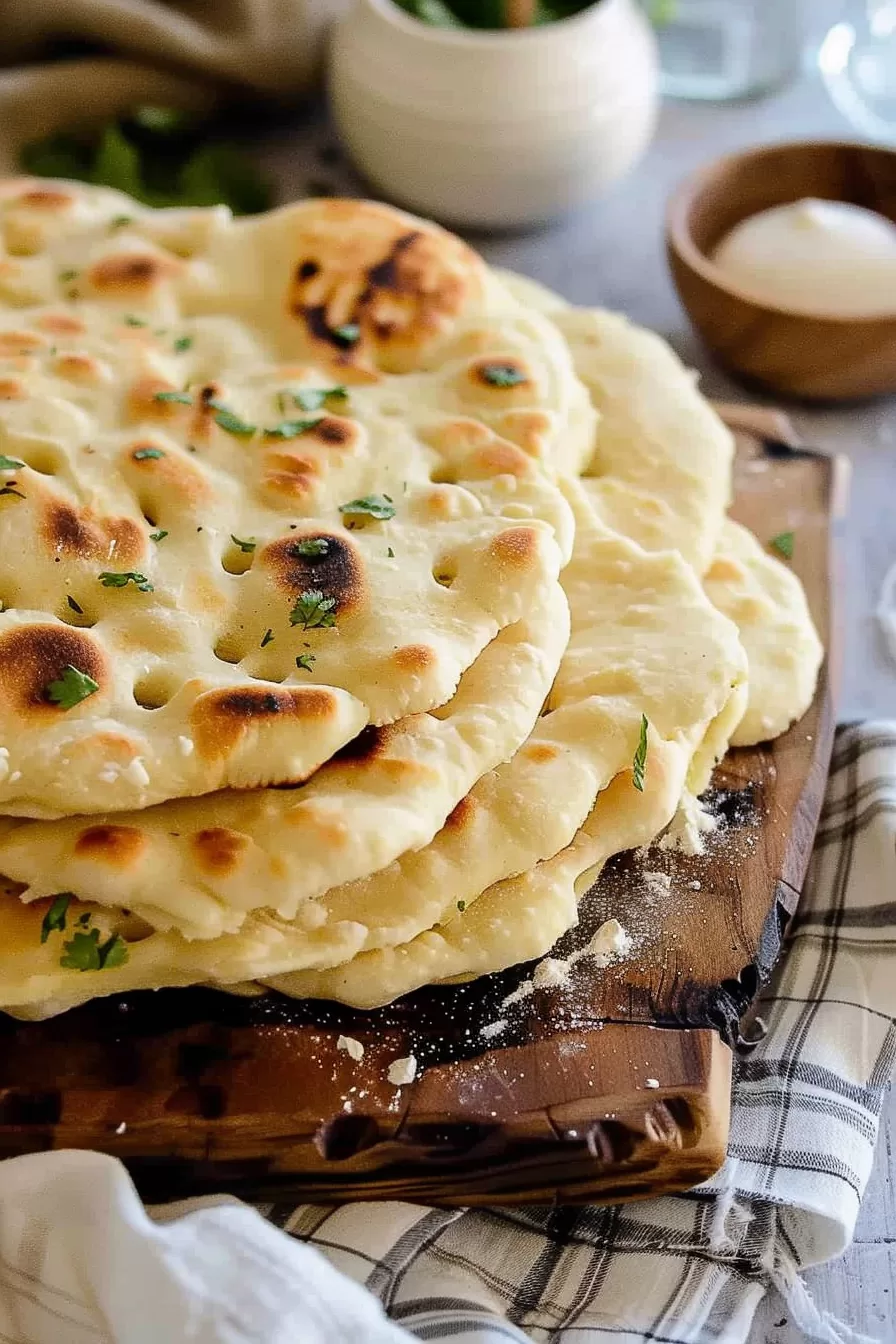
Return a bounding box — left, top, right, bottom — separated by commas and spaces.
0, 418, 840, 1206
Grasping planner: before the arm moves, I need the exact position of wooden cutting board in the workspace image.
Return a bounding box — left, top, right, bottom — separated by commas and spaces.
0, 411, 845, 1206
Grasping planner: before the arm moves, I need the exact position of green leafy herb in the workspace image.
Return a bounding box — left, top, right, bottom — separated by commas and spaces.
264, 418, 319, 439
92, 123, 143, 198
150, 529, 168, 543
173, 335, 193, 353
230, 535, 256, 553
212, 404, 256, 437
261, 628, 274, 648
457, 900, 466, 912
292, 385, 348, 413
133, 447, 165, 460
339, 494, 396, 521
0, 482, 25, 500
110, 215, 133, 229
124, 315, 147, 327
387, 547, 395, 558
40, 893, 72, 944
632, 714, 649, 793
295, 653, 317, 671
333, 323, 361, 346
480, 362, 527, 388
46, 664, 99, 710
0, 456, 25, 471
66, 595, 84, 615
770, 531, 794, 560
290, 589, 337, 630
153, 390, 192, 405
294, 538, 329, 557
60, 927, 129, 972
58, 268, 79, 283
99, 571, 154, 592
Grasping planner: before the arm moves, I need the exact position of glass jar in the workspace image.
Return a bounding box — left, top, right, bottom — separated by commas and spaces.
646, 0, 803, 101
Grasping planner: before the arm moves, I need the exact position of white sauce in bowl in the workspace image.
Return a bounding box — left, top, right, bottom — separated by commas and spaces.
711, 197, 896, 318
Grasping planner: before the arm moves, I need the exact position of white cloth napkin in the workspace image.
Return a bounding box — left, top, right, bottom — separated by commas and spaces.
0, 721, 893, 1344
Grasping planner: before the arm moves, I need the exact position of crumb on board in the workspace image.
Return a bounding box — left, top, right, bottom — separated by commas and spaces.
337, 1034, 364, 1062
387, 1054, 417, 1086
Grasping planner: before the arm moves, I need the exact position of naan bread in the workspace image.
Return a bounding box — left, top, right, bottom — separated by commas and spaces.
0, 580, 569, 939
494, 269, 733, 574
0, 485, 747, 1012
704, 519, 823, 746
0, 186, 589, 817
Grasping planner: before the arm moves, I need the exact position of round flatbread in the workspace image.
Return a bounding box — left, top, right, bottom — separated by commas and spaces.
0, 186, 590, 817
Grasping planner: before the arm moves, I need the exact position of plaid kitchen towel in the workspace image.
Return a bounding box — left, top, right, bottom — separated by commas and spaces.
0, 721, 893, 1344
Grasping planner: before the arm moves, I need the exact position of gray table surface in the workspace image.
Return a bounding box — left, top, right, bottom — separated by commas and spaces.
264, 15, 895, 1335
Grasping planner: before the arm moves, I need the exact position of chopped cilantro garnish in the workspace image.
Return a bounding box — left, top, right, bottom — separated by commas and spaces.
133, 447, 165, 460
387, 546, 395, 558
290, 589, 337, 630
66, 595, 84, 614
211, 403, 256, 436
230, 535, 256, 553
60, 927, 129, 972
173, 336, 193, 353
150, 529, 168, 542
46, 664, 99, 710
99, 571, 154, 592
152, 390, 192, 405
632, 714, 649, 793
294, 537, 329, 558
292, 385, 348, 412
261, 629, 274, 648
480, 362, 527, 388
110, 215, 132, 229
0, 456, 25, 471
333, 323, 361, 346
58, 268, 79, 283
770, 531, 794, 560
264, 418, 319, 439
124, 315, 147, 327
339, 494, 396, 521
295, 653, 316, 671
457, 900, 466, 912
40, 893, 72, 944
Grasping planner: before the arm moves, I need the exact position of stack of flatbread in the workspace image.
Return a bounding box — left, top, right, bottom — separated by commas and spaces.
0, 185, 822, 1020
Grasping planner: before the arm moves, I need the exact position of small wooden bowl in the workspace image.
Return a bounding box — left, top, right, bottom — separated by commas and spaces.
666, 140, 896, 401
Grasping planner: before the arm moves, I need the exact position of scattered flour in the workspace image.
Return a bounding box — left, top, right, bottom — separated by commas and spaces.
501, 917, 633, 1009
480, 1018, 508, 1041
337, 1034, 364, 1062
387, 1054, 417, 1086
640, 870, 672, 906
532, 957, 569, 989
658, 790, 719, 856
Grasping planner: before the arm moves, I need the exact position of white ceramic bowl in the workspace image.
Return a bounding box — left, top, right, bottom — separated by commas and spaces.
329, 0, 659, 229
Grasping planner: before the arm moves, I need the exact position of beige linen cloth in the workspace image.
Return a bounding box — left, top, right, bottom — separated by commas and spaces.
0, 0, 348, 173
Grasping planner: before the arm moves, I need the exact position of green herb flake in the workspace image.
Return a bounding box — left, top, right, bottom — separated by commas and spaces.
263, 418, 319, 440
123, 315, 147, 328
230, 535, 256, 553
457, 900, 466, 912
66, 595, 84, 615
290, 589, 337, 630
292, 385, 348, 412
387, 547, 395, 558
60, 928, 129, 972
40, 892, 72, 944
294, 537, 329, 558
58, 268, 79, 283
212, 405, 256, 437
150, 529, 168, 543
173, 336, 193, 353
480, 362, 527, 388
632, 714, 649, 793
133, 447, 165, 460
261, 628, 274, 648
770, 531, 794, 560
0, 456, 25, 471
333, 323, 361, 346
110, 215, 133, 229
99, 571, 154, 592
152, 390, 192, 405
295, 653, 317, 671
339, 494, 396, 522
46, 664, 99, 710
